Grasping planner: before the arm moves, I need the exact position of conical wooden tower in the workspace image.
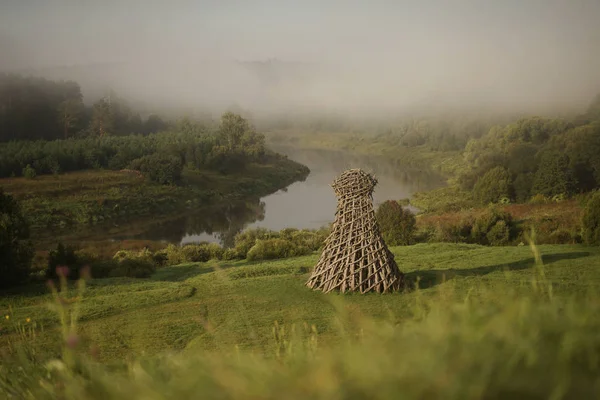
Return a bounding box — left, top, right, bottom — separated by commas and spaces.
307, 169, 404, 293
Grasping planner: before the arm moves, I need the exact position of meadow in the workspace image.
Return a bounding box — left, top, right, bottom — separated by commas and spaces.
2, 240, 600, 399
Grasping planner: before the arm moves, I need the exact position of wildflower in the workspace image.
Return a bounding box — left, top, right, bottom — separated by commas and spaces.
26, 317, 31, 323
4, 315, 8, 320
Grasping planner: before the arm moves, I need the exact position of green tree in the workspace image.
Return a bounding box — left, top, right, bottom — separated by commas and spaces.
582, 191, 600, 245
45, 242, 80, 280
219, 112, 249, 151
90, 99, 114, 136
532, 152, 577, 197
0, 189, 34, 288
129, 154, 183, 185
57, 98, 84, 139
471, 206, 514, 246
143, 114, 169, 134
473, 167, 512, 205
375, 200, 416, 246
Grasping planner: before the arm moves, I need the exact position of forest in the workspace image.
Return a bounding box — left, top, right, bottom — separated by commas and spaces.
0, 73, 168, 141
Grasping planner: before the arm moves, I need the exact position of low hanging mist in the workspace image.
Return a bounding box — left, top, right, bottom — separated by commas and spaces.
1, 0, 600, 118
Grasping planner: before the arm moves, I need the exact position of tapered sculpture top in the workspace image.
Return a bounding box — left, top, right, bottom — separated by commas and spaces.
332, 168, 377, 198
306, 168, 404, 293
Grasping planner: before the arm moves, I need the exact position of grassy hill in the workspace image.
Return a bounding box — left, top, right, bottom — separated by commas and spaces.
2, 242, 600, 398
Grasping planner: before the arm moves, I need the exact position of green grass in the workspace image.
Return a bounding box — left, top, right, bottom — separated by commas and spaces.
2, 242, 600, 398
1, 243, 598, 356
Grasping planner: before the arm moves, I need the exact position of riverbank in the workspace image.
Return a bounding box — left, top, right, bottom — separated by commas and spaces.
266, 131, 588, 246
2, 155, 309, 263
267, 129, 467, 179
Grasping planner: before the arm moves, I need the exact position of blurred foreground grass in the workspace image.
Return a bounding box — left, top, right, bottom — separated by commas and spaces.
2, 241, 600, 399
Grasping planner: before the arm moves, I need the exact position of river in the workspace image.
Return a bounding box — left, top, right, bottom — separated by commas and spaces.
124, 147, 445, 247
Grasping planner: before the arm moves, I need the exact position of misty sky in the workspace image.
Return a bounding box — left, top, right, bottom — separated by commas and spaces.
2, 0, 600, 115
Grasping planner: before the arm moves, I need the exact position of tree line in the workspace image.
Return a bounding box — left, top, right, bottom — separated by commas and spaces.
0, 73, 169, 141
460, 94, 600, 204
0, 111, 268, 183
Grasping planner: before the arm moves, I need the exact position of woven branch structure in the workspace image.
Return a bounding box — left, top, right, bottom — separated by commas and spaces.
306, 169, 404, 293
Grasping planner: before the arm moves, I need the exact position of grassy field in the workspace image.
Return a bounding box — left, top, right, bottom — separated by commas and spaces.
2, 242, 600, 398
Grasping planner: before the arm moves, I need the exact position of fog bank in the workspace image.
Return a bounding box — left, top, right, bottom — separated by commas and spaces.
2, 0, 600, 117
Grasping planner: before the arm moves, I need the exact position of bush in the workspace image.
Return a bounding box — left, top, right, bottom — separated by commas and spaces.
205, 243, 225, 260
22, 164, 36, 179
532, 152, 577, 198
129, 153, 183, 185
472, 207, 515, 246
485, 220, 511, 246
108, 258, 156, 278
164, 244, 185, 265
221, 248, 240, 260
529, 194, 549, 204
152, 250, 169, 267
513, 173, 534, 203
0, 190, 34, 288
247, 239, 297, 261
162, 243, 225, 265
46, 243, 81, 280
582, 191, 600, 245
375, 200, 416, 246
434, 218, 475, 244
473, 167, 512, 205
181, 244, 211, 263
234, 228, 278, 259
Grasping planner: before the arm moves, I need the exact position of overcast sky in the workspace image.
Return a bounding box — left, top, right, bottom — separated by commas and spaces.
2, 0, 600, 115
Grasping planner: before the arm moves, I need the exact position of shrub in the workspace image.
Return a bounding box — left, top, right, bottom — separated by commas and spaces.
485, 220, 511, 246
129, 154, 183, 185
532, 152, 577, 198
108, 258, 156, 278
234, 228, 278, 259
161, 243, 224, 265
222, 248, 240, 260
430, 217, 474, 244
181, 244, 211, 263
582, 191, 600, 245
22, 164, 36, 179
471, 207, 515, 246
247, 238, 297, 261
113, 248, 155, 264
290, 230, 324, 252
376, 200, 417, 246
205, 243, 225, 260
152, 250, 169, 267
473, 167, 512, 205
46, 243, 81, 280
0, 190, 34, 288
164, 244, 186, 265
513, 173, 534, 203
529, 194, 549, 204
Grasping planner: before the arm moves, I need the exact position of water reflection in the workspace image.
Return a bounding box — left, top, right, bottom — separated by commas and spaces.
124, 199, 266, 247
175, 147, 445, 246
